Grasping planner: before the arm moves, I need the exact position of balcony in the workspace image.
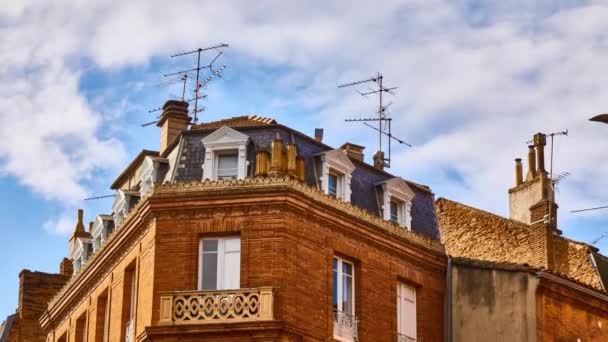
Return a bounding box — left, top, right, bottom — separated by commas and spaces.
159, 287, 274, 325
333, 310, 358, 341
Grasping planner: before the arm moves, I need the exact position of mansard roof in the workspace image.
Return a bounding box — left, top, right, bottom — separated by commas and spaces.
192, 115, 276, 130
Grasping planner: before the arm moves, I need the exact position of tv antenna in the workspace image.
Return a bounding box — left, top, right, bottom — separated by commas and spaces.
338, 72, 410, 168
163, 43, 228, 124
590, 232, 608, 245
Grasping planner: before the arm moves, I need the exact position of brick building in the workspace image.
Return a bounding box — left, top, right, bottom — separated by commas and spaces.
2, 100, 446, 342
437, 133, 608, 341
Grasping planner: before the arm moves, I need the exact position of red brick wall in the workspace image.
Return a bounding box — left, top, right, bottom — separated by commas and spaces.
7, 270, 67, 342
152, 201, 446, 341
536, 279, 608, 341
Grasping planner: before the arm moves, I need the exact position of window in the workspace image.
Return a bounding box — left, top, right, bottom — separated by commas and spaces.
328, 173, 339, 197
333, 256, 357, 341
95, 290, 110, 342
397, 283, 417, 342
75, 313, 87, 342
201, 126, 250, 181
320, 149, 355, 202
390, 200, 400, 224
216, 151, 239, 180
380, 178, 415, 229
198, 237, 241, 290
122, 267, 136, 342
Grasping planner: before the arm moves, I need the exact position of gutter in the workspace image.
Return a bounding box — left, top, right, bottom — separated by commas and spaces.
445, 256, 452, 342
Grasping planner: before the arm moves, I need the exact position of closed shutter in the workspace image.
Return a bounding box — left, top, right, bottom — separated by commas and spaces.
397, 283, 416, 341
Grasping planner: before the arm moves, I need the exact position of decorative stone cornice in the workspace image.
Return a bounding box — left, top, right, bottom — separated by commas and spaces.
153, 177, 443, 253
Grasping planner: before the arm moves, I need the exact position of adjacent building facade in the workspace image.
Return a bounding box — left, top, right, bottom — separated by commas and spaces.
437, 133, 608, 341
9, 100, 446, 342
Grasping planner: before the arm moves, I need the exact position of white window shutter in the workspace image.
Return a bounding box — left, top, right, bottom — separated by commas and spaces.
222, 238, 241, 289
398, 283, 417, 340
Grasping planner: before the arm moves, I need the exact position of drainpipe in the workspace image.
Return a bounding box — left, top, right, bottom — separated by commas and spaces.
446, 256, 452, 342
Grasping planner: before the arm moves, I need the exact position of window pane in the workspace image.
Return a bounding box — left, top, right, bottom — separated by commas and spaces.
217, 152, 238, 179
223, 250, 240, 289
202, 252, 218, 290
342, 261, 352, 276
328, 174, 338, 196
390, 201, 399, 223
342, 273, 353, 314
203, 240, 218, 252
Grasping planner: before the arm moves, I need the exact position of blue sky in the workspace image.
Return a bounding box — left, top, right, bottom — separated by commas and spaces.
1, 0, 608, 320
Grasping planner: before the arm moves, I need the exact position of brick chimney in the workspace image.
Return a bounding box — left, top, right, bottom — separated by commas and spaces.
157, 100, 191, 155
340, 143, 365, 162
509, 133, 556, 226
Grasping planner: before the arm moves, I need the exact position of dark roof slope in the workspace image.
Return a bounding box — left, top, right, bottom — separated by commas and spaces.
0, 314, 15, 342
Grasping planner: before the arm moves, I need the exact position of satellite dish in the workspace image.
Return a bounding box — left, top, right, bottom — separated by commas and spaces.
590, 114, 608, 124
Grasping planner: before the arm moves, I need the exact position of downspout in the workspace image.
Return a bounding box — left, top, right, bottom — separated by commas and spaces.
446, 256, 452, 342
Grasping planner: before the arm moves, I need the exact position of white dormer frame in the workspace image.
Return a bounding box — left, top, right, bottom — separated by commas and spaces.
71, 237, 92, 274
112, 190, 140, 228
91, 215, 114, 252
380, 178, 415, 229
320, 149, 356, 202
201, 126, 250, 181
140, 156, 167, 196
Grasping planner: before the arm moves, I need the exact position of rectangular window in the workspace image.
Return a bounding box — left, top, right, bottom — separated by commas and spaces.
397, 283, 417, 342
328, 173, 339, 198
75, 313, 86, 342
390, 200, 400, 224
95, 290, 110, 342
122, 267, 136, 342
333, 256, 357, 341
199, 237, 241, 290
216, 151, 238, 180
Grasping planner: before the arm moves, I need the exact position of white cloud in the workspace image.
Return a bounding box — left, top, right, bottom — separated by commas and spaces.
1, 0, 608, 243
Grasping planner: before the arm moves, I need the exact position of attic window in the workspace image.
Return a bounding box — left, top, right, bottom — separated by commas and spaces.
380, 178, 415, 230
319, 149, 355, 202
216, 151, 238, 180
201, 126, 250, 181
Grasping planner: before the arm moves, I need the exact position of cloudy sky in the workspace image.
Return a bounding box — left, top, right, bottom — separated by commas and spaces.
1, 0, 608, 319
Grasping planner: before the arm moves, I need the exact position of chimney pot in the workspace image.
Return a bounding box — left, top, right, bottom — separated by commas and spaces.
373, 151, 385, 170
157, 100, 191, 155
515, 158, 523, 186
340, 143, 365, 162
526, 145, 536, 181
534, 132, 547, 174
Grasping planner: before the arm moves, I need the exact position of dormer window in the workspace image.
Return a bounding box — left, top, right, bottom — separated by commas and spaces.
378, 178, 415, 230
201, 126, 250, 181
112, 190, 140, 228
216, 151, 239, 180
319, 149, 356, 202
91, 215, 115, 252
139, 156, 168, 196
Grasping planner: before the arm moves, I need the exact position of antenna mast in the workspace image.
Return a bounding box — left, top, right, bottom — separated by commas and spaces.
338, 72, 409, 168
163, 43, 229, 124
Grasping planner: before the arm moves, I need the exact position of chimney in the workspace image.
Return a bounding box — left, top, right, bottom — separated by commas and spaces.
534, 132, 547, 174
60, 258, 73, 277
525, 145, 536, 181
269, 132, 284, 177
286, 144, 297, 177
373, 151, 385, 170
509, 134, 557, 228
340, 143, 365, 162
157, 100, 191, 155
296, 157, 305, 182
255, 150, 270, 177
69, 209, 90, 258
314, 128, 324, 142
514, 158, 523, 186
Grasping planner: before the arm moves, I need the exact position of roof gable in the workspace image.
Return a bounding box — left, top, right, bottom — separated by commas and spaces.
380, 177, 415, 200
201, 126, 250, 146
323, 148, 356, 173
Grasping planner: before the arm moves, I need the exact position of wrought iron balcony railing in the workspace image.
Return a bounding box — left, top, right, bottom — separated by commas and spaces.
333, 309, 358, 341
159, 287, 274, 325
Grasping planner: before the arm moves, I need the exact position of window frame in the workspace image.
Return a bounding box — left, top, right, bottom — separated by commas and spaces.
198, 236, 241, 291
333, 256, 355, 315
201, 126, 250, 181
214, 149, 239, 180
